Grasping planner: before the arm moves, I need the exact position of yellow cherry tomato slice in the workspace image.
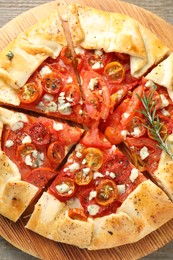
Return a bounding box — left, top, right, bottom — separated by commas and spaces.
104, 61, 125, 83
83, 147, 103, 171
74, 168, 93, 186
95, 179, 118, 206
18, 82, 39, 104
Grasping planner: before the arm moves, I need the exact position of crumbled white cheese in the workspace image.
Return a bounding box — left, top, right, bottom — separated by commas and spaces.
89, 191, 97, 201
40, 66, 52, 77
161, 108, 170, 116
93, 172, 104, 179
39, 152, 44, 161
58, 102, 72, 115
11, 121, 24, 131
76, 151, 82, 158
82, 159, 86, 165
140, 146, 149, 160
130, 168, 139, 183
67, 77, 73, 84
59, 92, 65, 97
110, 145, 117, 154
160, 94, 169, 108
75, 47, 85, 55
131, 126, 141, 137
123, 113, 130, 119
109, 172, 116, 179
79, 110, 83, 115
66, 96, 74, 103
48, 101, 57, 112
32, 150, 39, 158
56, 183, 71, 194
69, 162, 80, 172
121, 130, 129, 139
117, 89, 124, 100
92, 61, 103, 70
87, 204, 100, 216
88, 78, 98, 91
94, 49, 103, 56
43, 94, 54, 101
117, 184, 126, 194
36, 101, 46, 111
5, 140, 14, 148
145, 80, 155, 88
25, 155, 33, 166
22, 135, 32, 144
53, 122, 64, 131
82, 168, 90, 176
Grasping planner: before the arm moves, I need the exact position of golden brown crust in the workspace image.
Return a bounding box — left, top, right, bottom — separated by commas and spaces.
145, 53, 173, 92
67, 4, 169, 78
89, 180, 173, 249
0, 151, 38, 222
0, 11, 67, 105
26, 192, 94, 248
154, 134, 173, 200
27, 180, 173, 249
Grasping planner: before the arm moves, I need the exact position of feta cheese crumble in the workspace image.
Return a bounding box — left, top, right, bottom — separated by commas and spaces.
87, 204, 100, 216
140, 146, 149, 160
130, 168, 139, 183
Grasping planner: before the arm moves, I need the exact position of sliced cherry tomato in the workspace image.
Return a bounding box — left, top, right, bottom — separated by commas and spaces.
29, 122, 50, 146
49, 177, 76, 202
60, 47, 73, 65
68, 208, 88, 222
47, 141, 65, 164
74, 168, 93, 186
16, 143, 38, 168
81, 122, 112, 149
104, 62, 125, 83
83, 147, 103, 171
18, 83, 39, 104
95, 179, 118, 206
62, 84, 81, 106
42, 72, 63, 94
126, 116, 146, 138
104, 126, 123, 145
23, 167, 56, 188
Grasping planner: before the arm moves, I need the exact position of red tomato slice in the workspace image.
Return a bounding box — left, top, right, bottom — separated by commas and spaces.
104, 126, 123, 145
81, 70, 111, 120
60, 47, 73, 65
62, 84, 81, 106
81, 122, 112, 149
49, 177, 76, 202
74, 169, 93, 186
29, 122, 51, 146
23, 167, 57, 188
68, 208, 88, 221
47, 141, 65, 165
41, 72, 63, 94
126, 116, 146, 138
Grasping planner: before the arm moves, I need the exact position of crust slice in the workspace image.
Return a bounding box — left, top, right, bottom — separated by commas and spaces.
66, 4, 169, 78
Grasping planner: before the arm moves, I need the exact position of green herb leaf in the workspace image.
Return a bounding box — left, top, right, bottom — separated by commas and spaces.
6, 51, 14, 60
136, 88, 173, 160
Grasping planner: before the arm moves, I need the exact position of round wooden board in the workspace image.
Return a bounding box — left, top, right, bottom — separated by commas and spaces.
0, 1, 173, 259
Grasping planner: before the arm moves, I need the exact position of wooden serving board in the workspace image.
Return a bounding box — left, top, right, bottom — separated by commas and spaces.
0, 1, 173, 259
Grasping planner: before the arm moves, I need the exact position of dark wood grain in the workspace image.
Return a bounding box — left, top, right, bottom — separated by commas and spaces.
0, 0, 173, 259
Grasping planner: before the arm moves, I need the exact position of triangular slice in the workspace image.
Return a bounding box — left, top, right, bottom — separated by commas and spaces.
63, 4, 168, 122
0, 107, 83, 221
0, 11, 91, 125
103, 76, 173, 199
26, 130, 173, 249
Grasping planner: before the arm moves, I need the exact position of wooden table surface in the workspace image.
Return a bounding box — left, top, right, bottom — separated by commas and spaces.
0, 0, 173, 259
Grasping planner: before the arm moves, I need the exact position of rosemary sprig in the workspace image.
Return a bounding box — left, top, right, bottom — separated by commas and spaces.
136, 88, 173, 160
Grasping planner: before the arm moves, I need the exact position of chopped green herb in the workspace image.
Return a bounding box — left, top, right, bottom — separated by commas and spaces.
6, 50, 14, 60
